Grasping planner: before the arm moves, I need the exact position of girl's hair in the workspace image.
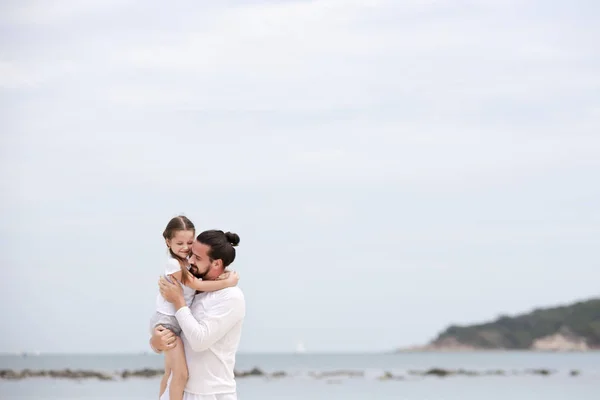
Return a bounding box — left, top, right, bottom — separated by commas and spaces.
163, 215, 195, 285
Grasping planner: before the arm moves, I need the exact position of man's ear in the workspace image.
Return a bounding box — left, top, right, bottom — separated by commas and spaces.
214, 259, 224, 270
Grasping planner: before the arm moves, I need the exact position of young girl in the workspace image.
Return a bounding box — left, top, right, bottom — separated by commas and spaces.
150, 215, 239, 400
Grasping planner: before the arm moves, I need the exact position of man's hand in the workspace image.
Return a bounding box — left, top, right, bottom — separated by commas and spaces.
150, 325, 177, 352
159, 276, 186, 309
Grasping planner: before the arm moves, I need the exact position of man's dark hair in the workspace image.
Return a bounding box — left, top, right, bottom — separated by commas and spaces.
197, 230, 240, 267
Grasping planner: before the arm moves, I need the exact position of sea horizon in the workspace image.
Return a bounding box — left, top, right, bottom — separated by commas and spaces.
2, 351, 600, 400
4, 348, 600, 356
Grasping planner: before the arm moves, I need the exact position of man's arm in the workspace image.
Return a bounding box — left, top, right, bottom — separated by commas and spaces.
175, 290, 245, 352
149, 325, 177, 353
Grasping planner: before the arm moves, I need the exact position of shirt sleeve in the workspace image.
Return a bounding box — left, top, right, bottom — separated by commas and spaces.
175, 289, 245, 352
165, 258, 181, 275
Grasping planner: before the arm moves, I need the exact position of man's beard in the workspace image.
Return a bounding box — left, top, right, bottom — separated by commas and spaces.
189, 265, 206, 294
189, 265, 206, 279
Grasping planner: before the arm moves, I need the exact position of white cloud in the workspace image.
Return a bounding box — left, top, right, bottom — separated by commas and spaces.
1, 0, 599, 353
0, 0, 132, 25
0, 61, 36, 88
0, 59, 78, 88
85, 0, 595, 118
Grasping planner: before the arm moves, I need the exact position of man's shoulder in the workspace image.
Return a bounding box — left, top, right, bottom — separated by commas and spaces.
216, 286, 245, 302
201, 286, 244, 299
203, 287, 245, 317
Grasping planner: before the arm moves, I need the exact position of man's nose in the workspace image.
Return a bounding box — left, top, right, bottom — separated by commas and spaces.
189, 258, 196, 265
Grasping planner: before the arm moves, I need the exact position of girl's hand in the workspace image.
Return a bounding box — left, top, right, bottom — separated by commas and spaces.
216, 271, 230, 281
224, 271, 240, 287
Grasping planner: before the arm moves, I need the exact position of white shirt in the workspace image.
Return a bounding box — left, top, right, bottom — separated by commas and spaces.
175, 287, 245, 395
155, 257, 197, 315
161, 388, 237, 400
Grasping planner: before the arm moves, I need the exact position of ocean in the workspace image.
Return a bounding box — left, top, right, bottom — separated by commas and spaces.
1, 352, 599, 399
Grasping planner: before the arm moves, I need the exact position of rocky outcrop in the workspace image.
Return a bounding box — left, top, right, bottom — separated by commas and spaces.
398, 337, 483, 352
405, 298, 600, 351
234, 367, 265, 377
0, 369, 114, 380
0, 367, 583, 381
531, 327, 589, 351
421, 337, 482, 351
309, 370, 364, 379
121, 368, 164, 378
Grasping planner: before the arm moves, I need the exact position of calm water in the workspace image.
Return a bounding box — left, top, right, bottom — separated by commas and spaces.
1, 352, 599, 399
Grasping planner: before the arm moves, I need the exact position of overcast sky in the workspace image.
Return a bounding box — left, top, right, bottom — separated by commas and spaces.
1, 0, 599, 354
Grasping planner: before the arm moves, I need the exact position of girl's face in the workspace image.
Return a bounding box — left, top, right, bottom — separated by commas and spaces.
166, 230, 194, 259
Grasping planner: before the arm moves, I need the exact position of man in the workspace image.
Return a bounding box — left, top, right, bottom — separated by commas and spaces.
151, 230, 245, 400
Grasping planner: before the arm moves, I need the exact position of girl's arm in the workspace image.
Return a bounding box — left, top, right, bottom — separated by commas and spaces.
169, 269, 239, 292
186, 273, 239, 292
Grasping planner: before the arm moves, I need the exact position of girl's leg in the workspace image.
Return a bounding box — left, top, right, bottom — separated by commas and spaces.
164, 336, 188, 400
159, 358, 171, 399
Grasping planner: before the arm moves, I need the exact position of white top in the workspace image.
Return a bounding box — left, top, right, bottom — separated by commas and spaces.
175, 287, 245, 395
155, 257, 197, 316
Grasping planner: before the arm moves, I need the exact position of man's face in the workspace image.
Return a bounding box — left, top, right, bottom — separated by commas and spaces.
189, 241, 224, 280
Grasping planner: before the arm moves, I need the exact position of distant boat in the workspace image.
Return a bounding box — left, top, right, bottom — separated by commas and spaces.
21, 351, 41, 357
295, 341, 306, 354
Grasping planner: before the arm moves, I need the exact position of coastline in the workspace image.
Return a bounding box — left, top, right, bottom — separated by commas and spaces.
396, 332, 600, 353
3, 351, 599, 383
394, 347, 600, 353
0, 366, 586, 381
